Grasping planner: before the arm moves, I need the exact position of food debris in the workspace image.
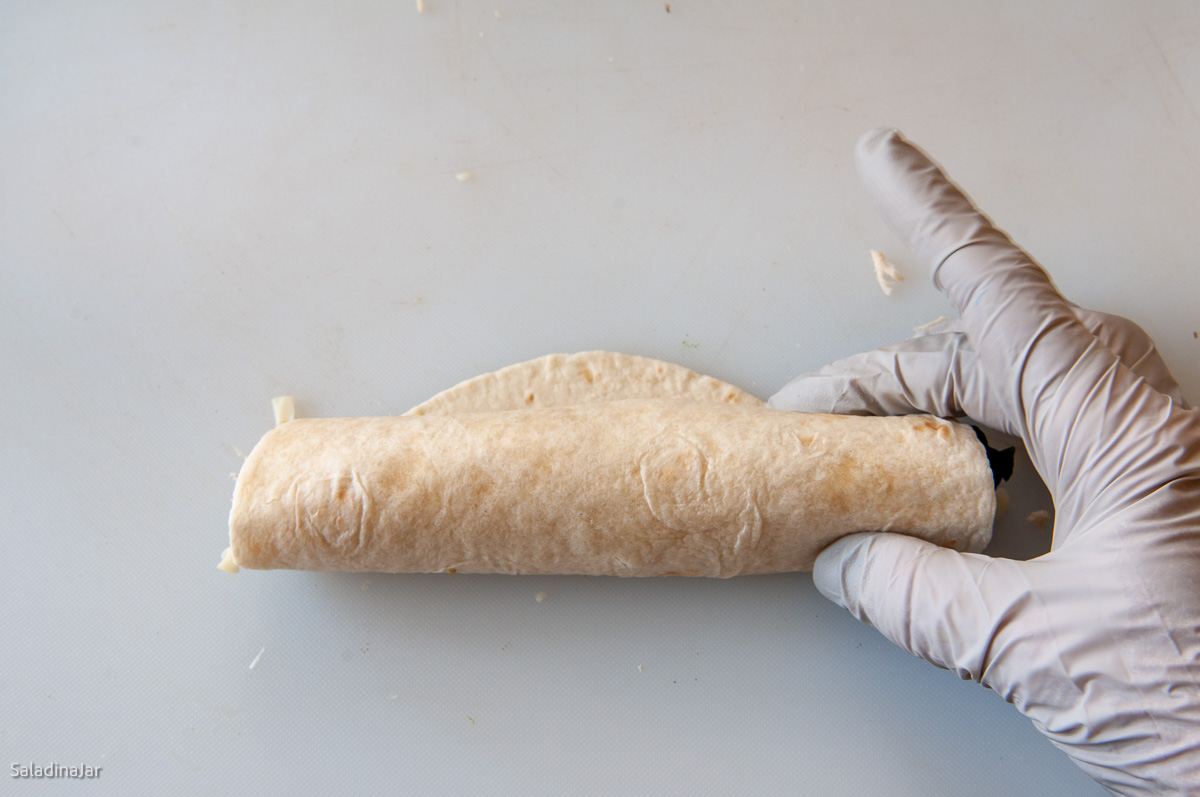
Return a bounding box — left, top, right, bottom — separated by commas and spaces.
218, 547, 239, 574
1027, 509, 1052, 534
416, 0, 424, 12
248, 647, 265, 670
233, 446, 247, 460
913, 315, 948, 332
388, 694, 399, 700
535, 591, 547, 602
637, 664, 644, 672
456, 171, 473, 181
467, 716, 475, 725
871, 250, 905, 295
665, 3, 671, 10
271, 395, 295, 427
681, 340, 699, 349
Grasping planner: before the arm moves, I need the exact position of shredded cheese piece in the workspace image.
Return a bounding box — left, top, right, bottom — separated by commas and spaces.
271, 395, 295, 427
870, 249, 905, 295
218, 547, 240, 574
994, 488, 1010, 517
913, 315, 948, 332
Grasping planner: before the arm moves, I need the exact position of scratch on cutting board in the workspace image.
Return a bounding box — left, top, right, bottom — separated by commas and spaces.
248, 647, 265, 670
1142, 21, 1200, 125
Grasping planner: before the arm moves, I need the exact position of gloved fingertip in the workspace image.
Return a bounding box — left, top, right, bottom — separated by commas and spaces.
812, 532, 879, 615
855, 127, 904, 173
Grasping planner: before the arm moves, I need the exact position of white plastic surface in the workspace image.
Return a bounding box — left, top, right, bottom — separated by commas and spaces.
3, 2, 1199, 794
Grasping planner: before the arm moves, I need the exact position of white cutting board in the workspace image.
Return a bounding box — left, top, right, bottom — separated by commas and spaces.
3, 1, 1199, 794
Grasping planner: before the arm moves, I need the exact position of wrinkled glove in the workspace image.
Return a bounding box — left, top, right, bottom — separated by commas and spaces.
769, 128, 1200, 796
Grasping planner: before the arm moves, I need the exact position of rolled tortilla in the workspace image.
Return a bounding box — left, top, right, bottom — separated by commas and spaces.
226, 399, 993, 576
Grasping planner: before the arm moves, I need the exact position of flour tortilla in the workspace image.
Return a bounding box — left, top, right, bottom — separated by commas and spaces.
227, 400, 994, 576
403, 351, 762, 415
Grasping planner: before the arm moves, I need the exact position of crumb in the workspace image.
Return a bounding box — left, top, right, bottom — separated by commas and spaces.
456, 171, 473, 181
665, 3, 671, 10
535, 591, 547, 602
637, 664, 644, 672
1027, 509, 1052, 534
870, 249, 905, 295
416, 0, 424, 12
913, 315, 948, 332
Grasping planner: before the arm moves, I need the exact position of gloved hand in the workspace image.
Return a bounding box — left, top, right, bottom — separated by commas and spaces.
769, 128, 1200, 796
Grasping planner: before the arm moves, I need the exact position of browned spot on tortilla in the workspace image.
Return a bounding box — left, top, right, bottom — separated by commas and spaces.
336, 485, 347, 501
526, 393, 535, 404
724, 392, 739, 402
914, 420, 946, 435
448, 568, 457, 574
413, 408, 425, 415
914, 420, 951, 440
576, 365, 595, 384
823, 456, 855, 512
657, 366, 664, 374
709, 379, 719, 388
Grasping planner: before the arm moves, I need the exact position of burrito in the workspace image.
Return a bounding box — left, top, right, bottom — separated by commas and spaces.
222, 399, 994, 577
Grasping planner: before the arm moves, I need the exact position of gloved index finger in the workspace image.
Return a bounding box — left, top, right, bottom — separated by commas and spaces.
854, 128, 1115, 441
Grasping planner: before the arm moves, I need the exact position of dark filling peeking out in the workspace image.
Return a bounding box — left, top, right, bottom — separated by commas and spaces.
972, 426, 1016, 488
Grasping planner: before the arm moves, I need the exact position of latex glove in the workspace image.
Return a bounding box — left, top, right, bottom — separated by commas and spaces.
769, 128, 1200, 796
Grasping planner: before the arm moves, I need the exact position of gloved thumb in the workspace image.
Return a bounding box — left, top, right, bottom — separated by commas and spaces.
814, 532, 1026, 684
